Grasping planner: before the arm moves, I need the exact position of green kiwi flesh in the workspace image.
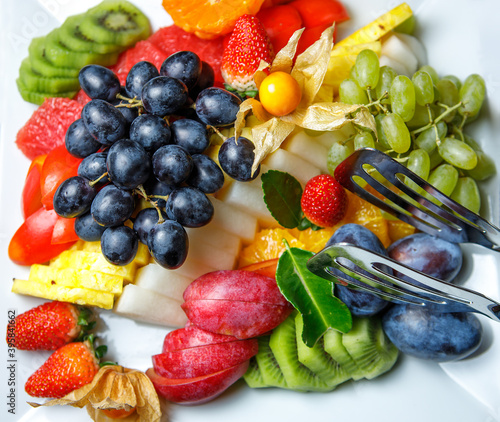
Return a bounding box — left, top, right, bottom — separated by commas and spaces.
323, 328, 365, 381
243, 357, 266, 389
16, 78, 77, 105
19, 59, 81, 93
28, 37, 80, 78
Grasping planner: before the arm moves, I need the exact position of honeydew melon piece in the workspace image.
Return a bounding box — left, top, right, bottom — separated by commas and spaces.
185, 224, 241, 257
263, 148, 321, 186
282, 132, 329, 173
378, 55, 411, 78
381, 34, 418, 76
209, 197, 258, 244
29, 264, 123, 295
187, 238, 238, 270
168, 257, 217, 280
50, 250, 137, 284
394, 33, 427, 67
12, 278, 114, 309
217, 181, 276, 227
134, 263, 192, 302
114, 284, 188, 327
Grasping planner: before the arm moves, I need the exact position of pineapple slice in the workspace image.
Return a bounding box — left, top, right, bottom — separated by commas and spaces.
29, 265, 123, 295
81, 241, 150, 267
12, 279, 114, 309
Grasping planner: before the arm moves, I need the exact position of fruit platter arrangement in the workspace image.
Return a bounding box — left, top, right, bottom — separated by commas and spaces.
2, 0, 500, 421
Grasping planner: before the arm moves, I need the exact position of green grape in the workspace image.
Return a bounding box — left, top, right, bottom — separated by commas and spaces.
375, 66, 397, 101
429, 147, 444, 169
394, 15, 416, 34
374, 114, 391, 150
327, 142, 354, 175
353, 131, 375, 150
339, 78, 369, 105
437, 137, 478, 170
414, 121, 447, 153
390, 75, 416, 121
450, 177, 481, 213
466, 150, 497, 181
459, 74, 486, 118
419, 65, 439, 84
407, 149, 431, 180
428, 163, 459, 195
381, 113, 411, 153
462, 133, 482, 151
436, 78, 459, 122
412, 70, 434, 106
352, 49, 380, 90
406, 103, 434, 128
442, 75, 462, 91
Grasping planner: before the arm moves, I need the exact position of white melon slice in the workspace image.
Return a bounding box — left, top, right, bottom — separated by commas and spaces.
394, 33, 427, 67
169, 257, 216, 280
209, 197, 259, 243
263, 148, 321, 186
187, 239, 238, 270
308, 123, 356, 150
381, 34, 418, 76
378, 55, 411, 78
185, 224, 241, 257
282, 131, 329, 173
134, 263, 193, 302
114, 284, 187, 328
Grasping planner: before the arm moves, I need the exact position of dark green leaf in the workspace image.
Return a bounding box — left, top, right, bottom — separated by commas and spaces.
262, 170, 303, 228
276, 242, 352, 347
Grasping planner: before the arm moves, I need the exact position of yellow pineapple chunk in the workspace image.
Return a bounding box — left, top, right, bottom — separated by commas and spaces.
81, 240, 150, 268
12, 279, 114, 309
29, 265, 123, 295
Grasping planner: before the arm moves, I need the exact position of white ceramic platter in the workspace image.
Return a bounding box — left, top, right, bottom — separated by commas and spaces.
1, 0, 499, 421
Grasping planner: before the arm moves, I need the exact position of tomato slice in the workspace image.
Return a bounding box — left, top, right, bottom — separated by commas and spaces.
289, 0, 349, 28
51, 216, 79, 245
296, 23, 337, 55
257, 5, 303, 53
21, 154, 47, 219
40, 145, 82, 209
8, 207, 76, 266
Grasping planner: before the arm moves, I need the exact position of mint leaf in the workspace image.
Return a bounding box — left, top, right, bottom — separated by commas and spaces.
262, 170, 303, 228
276, 242, 352, 347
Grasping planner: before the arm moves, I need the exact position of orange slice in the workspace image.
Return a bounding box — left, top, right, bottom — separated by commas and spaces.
162, 0, 266, 39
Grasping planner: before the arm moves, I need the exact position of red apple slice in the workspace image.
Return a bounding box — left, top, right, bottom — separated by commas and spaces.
162, 325, 239, 353
181, 299, 294, 339
146, 361, 249, 405
153, 338, 258, 378
183, 270, 289, 306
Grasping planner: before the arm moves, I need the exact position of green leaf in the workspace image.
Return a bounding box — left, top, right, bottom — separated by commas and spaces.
276, 242, 352, 347
262, 170, 303, 228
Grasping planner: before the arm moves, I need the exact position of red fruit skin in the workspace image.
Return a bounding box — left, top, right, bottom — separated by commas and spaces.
51, 216, 78, 245
6, 301, 80, 351
289, 0, 349, 28
257, 5, 303, 54
301, 174, 348, 227
21, 154, 47, 219
25, 341, 99, 398
183, 270, 290, 306
15, 97, 83, 160
182, 299, 294, 339
146, 361, 249, 405
153, 339, 258, 378
239, 258, 279, 279
162, 325, 239, 353
296, 23, 337, 55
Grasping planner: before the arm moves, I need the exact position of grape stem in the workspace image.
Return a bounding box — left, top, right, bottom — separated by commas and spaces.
115, 93, 143, 110
89, 172, 108, 187
366, 91, 389, 114
410, 101, 463, 137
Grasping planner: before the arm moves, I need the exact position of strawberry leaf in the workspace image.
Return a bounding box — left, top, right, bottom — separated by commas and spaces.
262, 170, 303, 228
276, 241, 352, 347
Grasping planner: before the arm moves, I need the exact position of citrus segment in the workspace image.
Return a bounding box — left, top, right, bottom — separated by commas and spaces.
162, 0, 266, 39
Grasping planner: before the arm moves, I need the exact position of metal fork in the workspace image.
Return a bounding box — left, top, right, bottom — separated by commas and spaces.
305, 148, 500, 322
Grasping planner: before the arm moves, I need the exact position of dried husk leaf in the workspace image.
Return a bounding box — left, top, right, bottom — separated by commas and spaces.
234, 98, 272, 139
269, 28, 304, 74
281, 102, 377, 133
28, 365, 162, 422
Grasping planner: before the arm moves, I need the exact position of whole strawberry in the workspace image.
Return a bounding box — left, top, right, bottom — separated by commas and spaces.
221, 14, 274, 94
301, 174, 348, 227
6, 301, 93, 350
25, 336, 104, 398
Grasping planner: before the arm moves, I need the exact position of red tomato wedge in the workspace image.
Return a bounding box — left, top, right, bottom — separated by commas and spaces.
257, 5, 303, 53
51, 216, 78, 245
40, 145, 82, 210
289, 0, 349, 28
296, 23, 337, 55
8, 207, 76, 266
21, 154, 47, 219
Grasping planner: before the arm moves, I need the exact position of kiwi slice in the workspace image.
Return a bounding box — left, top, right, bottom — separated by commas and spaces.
323, 329, 365, 381
59, 14, 124, 54
295, 314, 351, 389
16, 78, 77, 105
269, 312, 332, 392
341, 316, 399, 380
19, 59, 80, 94
78, 0, 151, 47
28, 37, 80, 78
44, 30, 120, 69
243, 357, 267, 388
254, 335, 288, 389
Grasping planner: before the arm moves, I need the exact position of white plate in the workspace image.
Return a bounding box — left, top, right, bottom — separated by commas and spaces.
1, 0, 500, 421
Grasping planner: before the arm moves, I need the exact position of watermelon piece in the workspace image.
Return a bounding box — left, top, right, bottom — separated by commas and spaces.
148, 25, 225, 85
74, 89, 91, 106
16, 97, 83, 160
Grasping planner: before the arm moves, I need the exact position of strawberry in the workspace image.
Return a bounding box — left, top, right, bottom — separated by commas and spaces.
221, 14, 274, 94
301, 174, 348, 227
25, 335, 104, 398
6, 301, 93, 351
